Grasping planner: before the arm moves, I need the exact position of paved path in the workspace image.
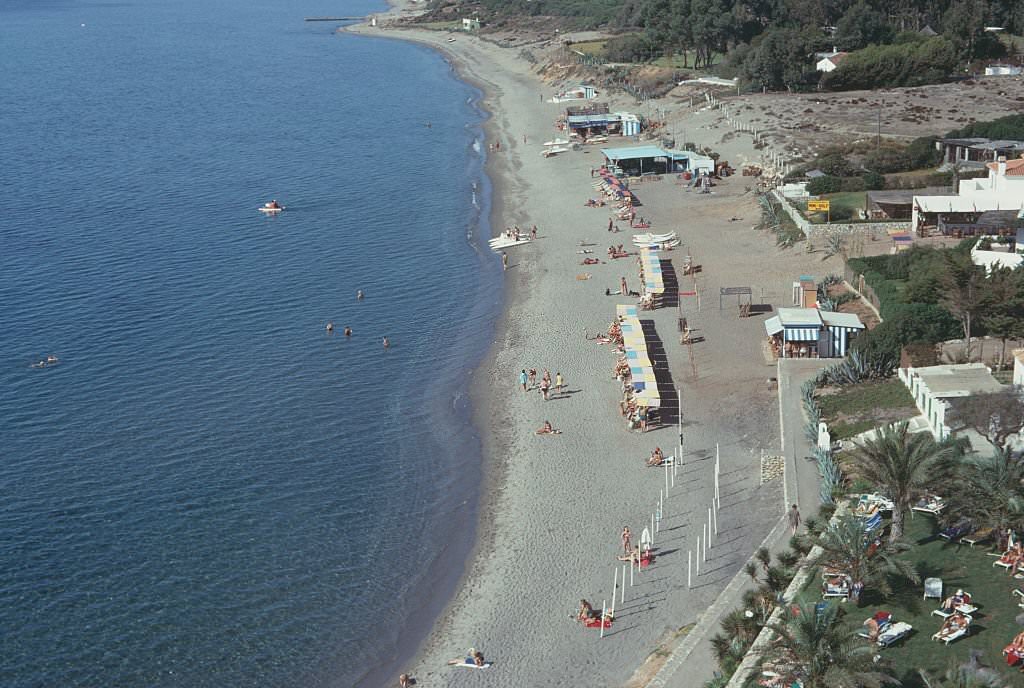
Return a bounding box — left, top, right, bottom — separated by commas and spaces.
653, 358, 830, 687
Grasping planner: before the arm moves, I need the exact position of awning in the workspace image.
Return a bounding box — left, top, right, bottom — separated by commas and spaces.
764, 316, 783, 336
785, 327, 821, 342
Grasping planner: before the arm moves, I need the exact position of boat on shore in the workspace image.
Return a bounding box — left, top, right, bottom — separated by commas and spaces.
542, 138, 569, 147
542, 146, 569, 158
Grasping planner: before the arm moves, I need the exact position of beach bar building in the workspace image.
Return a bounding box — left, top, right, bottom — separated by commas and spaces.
566, 112, 642, 138
601, 146, 714, 177
764, 307, 865, 359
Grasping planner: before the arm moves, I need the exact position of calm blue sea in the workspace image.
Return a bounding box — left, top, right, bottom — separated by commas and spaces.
0, 1, 500, 686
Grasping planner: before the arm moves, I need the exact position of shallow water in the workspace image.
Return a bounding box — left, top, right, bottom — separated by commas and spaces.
0, 1, 500, 685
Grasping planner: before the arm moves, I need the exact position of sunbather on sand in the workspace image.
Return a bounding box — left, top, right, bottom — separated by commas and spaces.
646, 447, 665, 467
447, 649, 485, 666
535, 420, 561, 435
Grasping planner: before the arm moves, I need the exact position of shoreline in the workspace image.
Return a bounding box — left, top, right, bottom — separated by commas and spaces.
349, 7, 847, 686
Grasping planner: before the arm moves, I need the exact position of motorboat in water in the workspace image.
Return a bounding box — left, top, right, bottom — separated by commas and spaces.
259, 201, 285, 214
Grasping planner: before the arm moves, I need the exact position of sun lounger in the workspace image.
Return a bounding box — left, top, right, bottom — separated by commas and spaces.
878, 621, 913, 647
993, 551, 1018, 569
962, 527, 994, 548
932, 615, 972, 644
863, 512, 883, 534
912, 497, 945, 515
932, 592, 977, 618
939, 520, 972, 542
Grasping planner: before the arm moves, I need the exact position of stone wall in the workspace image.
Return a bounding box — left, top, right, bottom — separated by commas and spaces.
769, 190, 911, 240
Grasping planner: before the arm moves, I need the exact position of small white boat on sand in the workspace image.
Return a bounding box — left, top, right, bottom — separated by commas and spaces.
542, 146, 569, 158
489, 236, 531, 251
542, 138, 569, 147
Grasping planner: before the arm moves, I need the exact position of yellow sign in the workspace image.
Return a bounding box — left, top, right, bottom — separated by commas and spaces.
807, 200, 830, 212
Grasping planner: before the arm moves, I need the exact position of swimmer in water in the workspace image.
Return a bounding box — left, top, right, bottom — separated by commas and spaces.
383, 337, 390, 349
326, 322, 334, 333
357, 290, 364, 300
344, 327, 352, 337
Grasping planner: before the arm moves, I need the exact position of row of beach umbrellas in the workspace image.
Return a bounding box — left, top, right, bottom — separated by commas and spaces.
616, 304, 660, 408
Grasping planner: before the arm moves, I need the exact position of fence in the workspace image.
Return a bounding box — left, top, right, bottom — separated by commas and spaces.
769, 190, 911, 241
842, 262, 883, 316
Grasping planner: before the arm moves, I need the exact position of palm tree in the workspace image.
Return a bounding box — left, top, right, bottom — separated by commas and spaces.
761, 601, 897, 688
944, 451, 1024, 536
811, 513, 919, 605
847, 421, 955, 542
919, 656, 1007, 687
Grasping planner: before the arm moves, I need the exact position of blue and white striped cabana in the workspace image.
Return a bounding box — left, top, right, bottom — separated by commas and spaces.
764, 308, 864, 358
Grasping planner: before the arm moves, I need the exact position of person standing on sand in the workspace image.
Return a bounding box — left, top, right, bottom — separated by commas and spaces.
399, 674, 411, 687
788, 504, 802, 534
621, 526, 632, 555
540, 377, 550, 401
519, 369, 528, 392
531, 225, 538, 240
555, 372, 564, 394
620, 277, 628, 296
608, 217, 613, 231
502, 252, 508, 271
528, 368, 537, 389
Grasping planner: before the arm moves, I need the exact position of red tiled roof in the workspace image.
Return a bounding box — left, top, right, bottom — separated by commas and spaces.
986, 158, 1024, 176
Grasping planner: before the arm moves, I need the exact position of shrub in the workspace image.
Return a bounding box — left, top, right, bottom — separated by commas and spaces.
863, 147, 909, 174
904, 136, 941, 169
839, 176, 866, 193
822, 37, 957, 90
861, 170, 885, 190
807, 175, 843, 195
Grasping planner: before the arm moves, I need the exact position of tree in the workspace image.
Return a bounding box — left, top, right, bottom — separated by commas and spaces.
847, 422, 956, 542
942, 450, 1024, 536
940, 251, 989, 359
948, 390, 1024, 451
980, 265, 1024, 369
811, 512, 920, 605
834, 1, 893, 51
761, 601, 898, 687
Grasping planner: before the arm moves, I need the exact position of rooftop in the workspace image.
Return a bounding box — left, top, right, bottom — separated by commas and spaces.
775, 307, 824, 327
986, 158, 1024, 176
910, 363, 1004, 398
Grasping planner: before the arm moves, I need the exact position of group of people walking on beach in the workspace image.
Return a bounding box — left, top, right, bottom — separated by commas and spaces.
518, 367, 565, 400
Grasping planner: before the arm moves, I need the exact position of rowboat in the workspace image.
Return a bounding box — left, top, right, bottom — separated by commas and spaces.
542, 138, 569, 147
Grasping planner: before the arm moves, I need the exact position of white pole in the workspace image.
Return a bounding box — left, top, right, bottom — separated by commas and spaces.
621, 565, 626, 604
664, 457, 669, 493
708, 507, 713, 544
612, 568, 618, 616
696, 537, 700, 576
687, 550, 692, 588
651, 514, 655, 545
630, 556, 634, 586
600, 599, 606, 638
702, 523, 707, 561
712, 500, 718, 536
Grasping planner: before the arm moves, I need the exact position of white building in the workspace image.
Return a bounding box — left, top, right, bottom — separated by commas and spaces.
912, 157, 1024, 233
461, 17, 480, 31
816, 51, 849, 73
898, 363, 1004, 440
970, 231, 1024, 273
1014, 349, 1024, 386
985, 64, 1023, 76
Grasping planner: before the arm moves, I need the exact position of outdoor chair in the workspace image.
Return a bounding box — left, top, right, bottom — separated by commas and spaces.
863, 512, 883, 534
939, 520, 973, 542
932, 592, 977, 618
912, 496, 945, 515
931, 614, 972, 644
923, 577, 943, 601
962, 527, 994, 548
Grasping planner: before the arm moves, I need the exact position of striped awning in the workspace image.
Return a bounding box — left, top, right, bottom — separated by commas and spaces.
784, 327, 820, 342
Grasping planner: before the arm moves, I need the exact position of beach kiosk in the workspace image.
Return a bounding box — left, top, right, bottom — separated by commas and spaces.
601, 146, 715, 177
764, 307, 865, 359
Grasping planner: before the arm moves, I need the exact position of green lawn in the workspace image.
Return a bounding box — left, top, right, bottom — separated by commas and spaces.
570, 39, 608, 56
817, 515, 1024, 687
818, 379, 917, 440
805, 192, 867, 223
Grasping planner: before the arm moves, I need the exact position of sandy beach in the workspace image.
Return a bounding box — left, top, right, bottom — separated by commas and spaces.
349, 9, 847, 686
